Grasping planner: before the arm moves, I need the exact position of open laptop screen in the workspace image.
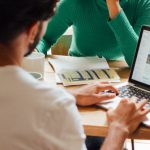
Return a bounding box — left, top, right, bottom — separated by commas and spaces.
130, 26, 150, 89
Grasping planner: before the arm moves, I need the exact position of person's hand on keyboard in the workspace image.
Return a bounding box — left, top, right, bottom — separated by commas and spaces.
101, 98, 150, 150
68, 82, 119, 106
107, 98, 150, 136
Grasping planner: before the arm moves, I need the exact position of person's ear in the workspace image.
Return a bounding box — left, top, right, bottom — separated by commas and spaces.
27, 22, 40, 44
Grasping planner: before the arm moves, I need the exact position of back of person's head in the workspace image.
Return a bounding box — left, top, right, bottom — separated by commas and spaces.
0, 0, 58, 44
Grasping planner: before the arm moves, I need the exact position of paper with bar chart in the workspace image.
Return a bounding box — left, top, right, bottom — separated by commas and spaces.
48, 55, 120, 86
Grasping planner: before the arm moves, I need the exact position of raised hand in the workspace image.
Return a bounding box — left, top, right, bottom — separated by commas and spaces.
106, 0, 121, 19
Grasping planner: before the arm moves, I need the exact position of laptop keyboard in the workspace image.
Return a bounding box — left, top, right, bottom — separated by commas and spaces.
118, 85, 150, 103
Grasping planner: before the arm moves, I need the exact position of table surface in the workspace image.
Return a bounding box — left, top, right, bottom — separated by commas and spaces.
44, 56, 150, 140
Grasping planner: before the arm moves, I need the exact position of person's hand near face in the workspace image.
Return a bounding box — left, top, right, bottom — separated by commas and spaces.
106, 0, 122, 19
68, 83, 118, 106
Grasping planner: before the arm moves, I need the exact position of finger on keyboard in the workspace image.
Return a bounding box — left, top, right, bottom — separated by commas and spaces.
130, 96, 138, 103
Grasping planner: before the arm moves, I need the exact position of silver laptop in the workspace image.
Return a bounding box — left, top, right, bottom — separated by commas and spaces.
97, 26, 150, 127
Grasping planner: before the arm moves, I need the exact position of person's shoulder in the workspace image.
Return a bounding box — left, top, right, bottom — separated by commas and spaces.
132, 0, 150, 6
58, 0, 78, 6
59, 0, 81, 3
56, 0, 91, 15
131, 0, 150, 12
32, 82, 76, 108
56, 0, 78, 13
58, 0, 89, 7
14, 67, 75, 107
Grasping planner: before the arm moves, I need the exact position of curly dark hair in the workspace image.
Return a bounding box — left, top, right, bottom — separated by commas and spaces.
0, 0, 58, 44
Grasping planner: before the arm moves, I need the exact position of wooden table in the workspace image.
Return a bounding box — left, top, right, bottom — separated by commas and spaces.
44, 58, 150, 140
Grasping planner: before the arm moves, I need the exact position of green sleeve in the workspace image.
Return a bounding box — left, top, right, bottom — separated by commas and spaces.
36, 0, 73, 55
108, 0, 150, 67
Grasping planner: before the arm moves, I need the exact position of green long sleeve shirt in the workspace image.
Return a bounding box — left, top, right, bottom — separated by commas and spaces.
37, 0, 150, 67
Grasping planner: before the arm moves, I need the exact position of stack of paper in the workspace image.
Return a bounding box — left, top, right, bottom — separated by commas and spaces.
48, 55, 120, 86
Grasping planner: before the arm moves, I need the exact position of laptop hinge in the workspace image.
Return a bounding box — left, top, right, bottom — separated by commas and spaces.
129, 82, 150, 92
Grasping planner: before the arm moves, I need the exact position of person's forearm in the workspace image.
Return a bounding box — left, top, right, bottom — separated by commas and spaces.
107, 9, 138, 67
106, 0, 136, 67
106, 0, 121, 19
101, 124, 128, 150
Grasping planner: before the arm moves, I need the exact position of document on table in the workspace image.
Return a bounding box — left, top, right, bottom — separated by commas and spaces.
48, 55, 120, 86
59, 69, 120, 86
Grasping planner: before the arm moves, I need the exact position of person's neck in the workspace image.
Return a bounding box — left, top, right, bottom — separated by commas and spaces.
0, 44, 22, 67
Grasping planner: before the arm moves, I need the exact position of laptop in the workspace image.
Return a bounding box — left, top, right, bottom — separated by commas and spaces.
97, 26, 150, 127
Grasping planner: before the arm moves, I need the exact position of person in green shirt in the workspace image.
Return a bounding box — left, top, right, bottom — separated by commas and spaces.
37, 0, 150, 67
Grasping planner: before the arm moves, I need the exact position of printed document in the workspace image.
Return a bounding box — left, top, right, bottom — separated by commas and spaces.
48, 55, 120, 86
